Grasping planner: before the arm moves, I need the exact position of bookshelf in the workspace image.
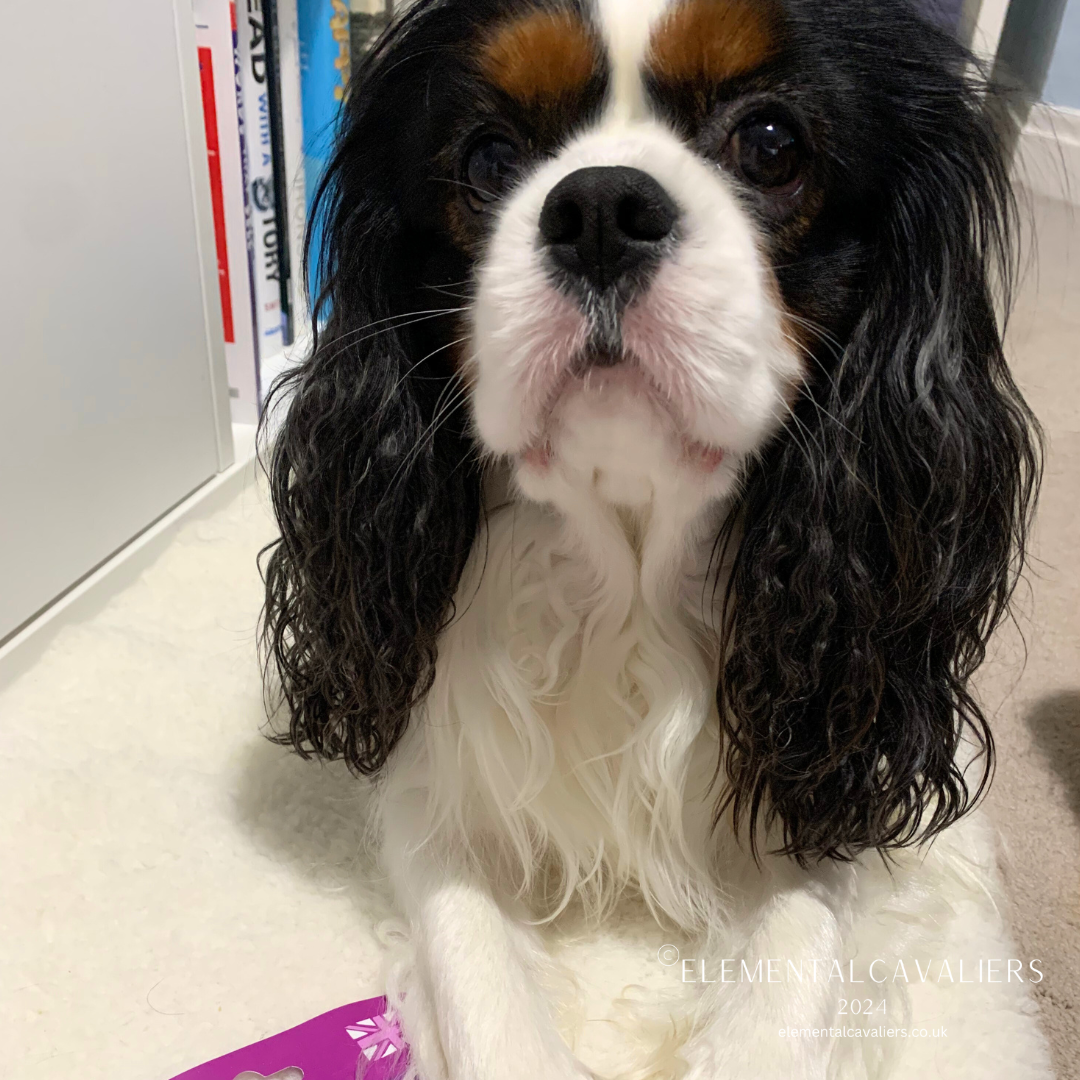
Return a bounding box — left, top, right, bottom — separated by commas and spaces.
0, 0, 402, 653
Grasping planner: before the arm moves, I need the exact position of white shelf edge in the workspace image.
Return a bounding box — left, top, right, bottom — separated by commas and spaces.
0, 423, 261, 691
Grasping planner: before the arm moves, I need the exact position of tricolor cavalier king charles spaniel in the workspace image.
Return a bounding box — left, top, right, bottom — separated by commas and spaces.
261, 0, 1053, 1076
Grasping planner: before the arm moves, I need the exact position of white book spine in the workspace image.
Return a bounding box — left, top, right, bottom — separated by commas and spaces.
238, 0, 285, 369
276, 0, 308, 344
193, 0, 260, 425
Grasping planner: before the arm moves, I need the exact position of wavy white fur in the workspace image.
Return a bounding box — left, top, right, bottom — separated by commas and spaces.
381, 498, 727, 929
376, 499, 1052, 1080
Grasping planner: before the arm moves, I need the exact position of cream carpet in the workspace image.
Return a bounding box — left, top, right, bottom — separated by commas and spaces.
0, 479, 392, 1080
978, 193, 1080, 1077
1, 197, 1077, 1080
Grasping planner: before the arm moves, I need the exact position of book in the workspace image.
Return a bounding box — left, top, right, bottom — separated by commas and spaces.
193, 0, 260, 424
297, 0, 351, 309
262, 0, 295, 346
296, 0, 391, 308
276, 0, 309, 340
238, 0, 286, 369
349, 0, 391, 60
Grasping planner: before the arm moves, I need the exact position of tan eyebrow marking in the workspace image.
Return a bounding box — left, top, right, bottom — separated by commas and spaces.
648, 0, 780, 84
479, 10, 601, 105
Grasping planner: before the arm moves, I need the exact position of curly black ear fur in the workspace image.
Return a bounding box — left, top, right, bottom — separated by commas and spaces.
260, 9, 483, 774
716, 13, 1041, 862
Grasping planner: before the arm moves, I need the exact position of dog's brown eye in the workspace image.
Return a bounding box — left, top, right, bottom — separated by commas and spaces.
730, 117, 803, 192
464, 136, 520, 208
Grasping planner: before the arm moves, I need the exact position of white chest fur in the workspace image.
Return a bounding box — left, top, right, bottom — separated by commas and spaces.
374, 502, 1051, 1080
380, 499, 727, 930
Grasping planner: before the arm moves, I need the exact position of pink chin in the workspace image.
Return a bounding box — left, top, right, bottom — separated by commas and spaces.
514, 355, 725, 477
518, 439, 724, 474
521, 442, 553, 470
684, 441, 725, 472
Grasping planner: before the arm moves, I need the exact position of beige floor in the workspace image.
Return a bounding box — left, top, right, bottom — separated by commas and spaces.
0, 197, 1076, 1080
979, 193, 1080, 1079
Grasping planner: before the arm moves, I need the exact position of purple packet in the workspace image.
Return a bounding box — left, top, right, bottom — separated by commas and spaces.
169, 996, 409, 1080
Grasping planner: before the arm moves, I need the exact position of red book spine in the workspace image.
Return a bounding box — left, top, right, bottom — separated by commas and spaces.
197, 44, 235, 344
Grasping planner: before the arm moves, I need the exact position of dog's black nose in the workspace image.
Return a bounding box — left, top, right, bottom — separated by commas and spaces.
538, 166, 678, 293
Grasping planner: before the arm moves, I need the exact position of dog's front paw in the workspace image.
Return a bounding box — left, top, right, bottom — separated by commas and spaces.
681, 1036, 825, 1080
529, 1055, 600, 1080
537, 1058, 600, 1080
438, 1048, 597, 1080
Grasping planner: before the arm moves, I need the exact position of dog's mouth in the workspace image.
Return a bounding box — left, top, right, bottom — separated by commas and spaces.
518, 348, 725, 474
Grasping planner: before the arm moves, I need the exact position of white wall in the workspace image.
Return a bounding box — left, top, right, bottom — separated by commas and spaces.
0, 0, 233, 643
1044, 0, 1080, 107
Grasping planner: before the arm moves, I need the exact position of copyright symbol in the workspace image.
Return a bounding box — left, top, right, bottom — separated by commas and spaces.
657, 944, 680, 967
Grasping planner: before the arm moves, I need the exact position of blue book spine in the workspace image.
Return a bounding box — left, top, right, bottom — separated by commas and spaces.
297, 0, 351, 309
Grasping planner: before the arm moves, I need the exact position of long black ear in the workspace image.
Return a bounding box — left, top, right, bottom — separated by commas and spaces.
716, 26, 1041, 862
260, 16, 482, 774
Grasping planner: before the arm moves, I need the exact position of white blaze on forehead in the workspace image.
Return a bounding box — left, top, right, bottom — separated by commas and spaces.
594, 0, 674, 121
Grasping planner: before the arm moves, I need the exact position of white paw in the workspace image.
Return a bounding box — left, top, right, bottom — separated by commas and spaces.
681, 1040, 823, 1080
